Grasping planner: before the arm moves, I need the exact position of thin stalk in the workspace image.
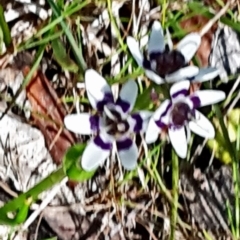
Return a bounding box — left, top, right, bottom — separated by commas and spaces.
170, 151, 179, 240
232, 125, 240, 238
47, 0, 87, 71
0, 167, 65, 225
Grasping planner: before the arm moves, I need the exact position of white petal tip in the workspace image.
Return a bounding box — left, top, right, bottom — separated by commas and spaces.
64, 114, 92, 135
145, 137, 158, 144
168, 127, 188, 160
176, 151, 187, 159
219, 92, 226, 101
85, 68, 97, 77
81, 162, 98, 172
127, 36, 138, 47
145, 69, 164, 84
192, 67, 220, 82
145, 120, 160, 144
152, 21, 162, 31
119, 141, 138, 170
177, 33, 201, 62
148, 21, 165, 54
81, 139, 111, 171
189, 111, 215, 139
166, 66, 199, 83
124, 162, 137, 170
127, 37, 143, 66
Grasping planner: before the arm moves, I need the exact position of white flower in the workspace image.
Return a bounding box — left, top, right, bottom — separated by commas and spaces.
64, 69, 152, 171
145, 80, 226, 158
127, 21, 219, 84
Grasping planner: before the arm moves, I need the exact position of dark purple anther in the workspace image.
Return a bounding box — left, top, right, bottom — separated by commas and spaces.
149, 50, 186, 78
171, 102, 194, 126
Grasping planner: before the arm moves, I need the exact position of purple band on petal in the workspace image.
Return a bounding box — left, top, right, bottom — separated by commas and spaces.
116, 138, 132, 150
155, 120, 167, 129
160, 102, 172, 118
171, 89, 188, 99
96, 92, 114, 112
116, 97, 130, 113
131, 113, 143, 132
90, 114, 100, 132
190, 96, 201, 108
94, 135, 112, 150
154, 102, 172, 129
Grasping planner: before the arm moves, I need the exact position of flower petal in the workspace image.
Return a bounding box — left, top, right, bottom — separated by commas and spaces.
117, 138, 138, 170
176, 33, 201, 63
192, 90, 226, 107
191, 67, 219, 82
85, 69, 114, 110
145, 69, 164, 84
166, 66, 199, 83
186, 126, 191, 143
103, 104, 125, 121
168, 126, 187, 158
127, 36, 144, 66
129, 111, 153, 132
166, 28, 173, 50
116, 80, 138, 113
154, 99, 172, 126
145, 117, 161, 144
189, 110, 215, 138
170, 80, 190, 99
81, 134, 112, 171
148, 21, 165, 55
64, 113, 93, 135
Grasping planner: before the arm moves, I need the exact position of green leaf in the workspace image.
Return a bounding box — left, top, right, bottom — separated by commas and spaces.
63, 144, 95, 181
0, 4, 11, 47
228, 109, 240, 127
0, 168, 66, 226
134, 83, 167, 111
52, 38, 78, 72
134, 86, 153, 111
14, 197, 32, 224
0, 22, 3, 54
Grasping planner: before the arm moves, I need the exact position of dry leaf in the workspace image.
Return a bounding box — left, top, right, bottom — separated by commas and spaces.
24, 67, 77, 165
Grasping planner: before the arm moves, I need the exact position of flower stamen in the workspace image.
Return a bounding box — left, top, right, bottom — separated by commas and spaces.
150, 50, 186, 78
171, 102, 194, 127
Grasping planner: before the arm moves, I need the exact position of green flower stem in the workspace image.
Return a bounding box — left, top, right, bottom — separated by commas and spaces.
0, 167, 66, 226
235, 125, 240, 238
170, 151, 179, 240
232, 126, 240, 239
